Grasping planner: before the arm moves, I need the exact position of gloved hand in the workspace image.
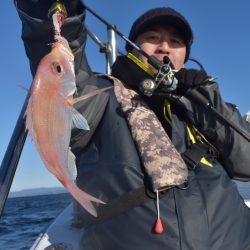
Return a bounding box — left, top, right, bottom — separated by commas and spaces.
175, 68, 210, 87
174, 68, 212, 95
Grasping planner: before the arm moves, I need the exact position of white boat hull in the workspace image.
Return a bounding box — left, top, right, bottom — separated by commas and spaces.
31, 203, 85, 250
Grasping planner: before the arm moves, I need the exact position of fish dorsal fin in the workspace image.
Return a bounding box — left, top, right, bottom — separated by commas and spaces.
72, 107, 90, 130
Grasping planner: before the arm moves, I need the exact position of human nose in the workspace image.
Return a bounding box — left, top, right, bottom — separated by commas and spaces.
156, 40, 170, 54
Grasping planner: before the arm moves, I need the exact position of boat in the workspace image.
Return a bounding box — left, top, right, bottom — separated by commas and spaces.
31, 202, 84, 250
30, 198, 250, 249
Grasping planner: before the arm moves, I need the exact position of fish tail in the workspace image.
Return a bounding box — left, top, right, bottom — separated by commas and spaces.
66, 182, 105, 217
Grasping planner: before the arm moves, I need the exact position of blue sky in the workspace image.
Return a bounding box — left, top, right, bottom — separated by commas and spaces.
0, 0, 250, 192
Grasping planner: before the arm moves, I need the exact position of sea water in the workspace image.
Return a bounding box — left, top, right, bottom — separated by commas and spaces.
0, 183, 249, 250
0, 193, 72, 250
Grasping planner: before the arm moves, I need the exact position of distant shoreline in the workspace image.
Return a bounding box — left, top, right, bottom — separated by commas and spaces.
9, 187, 67, 198
8, 182, 250, 199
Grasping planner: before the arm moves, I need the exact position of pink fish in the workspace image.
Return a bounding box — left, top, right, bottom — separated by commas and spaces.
25, 41, 110, 217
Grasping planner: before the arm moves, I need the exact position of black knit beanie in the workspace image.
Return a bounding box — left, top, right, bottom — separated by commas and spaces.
126, 7, 193, 62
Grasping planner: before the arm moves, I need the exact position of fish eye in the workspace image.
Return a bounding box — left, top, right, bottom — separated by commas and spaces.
52, 62, 63, 74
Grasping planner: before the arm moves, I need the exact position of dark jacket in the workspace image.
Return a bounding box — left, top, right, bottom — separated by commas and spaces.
15, 1, 250, 249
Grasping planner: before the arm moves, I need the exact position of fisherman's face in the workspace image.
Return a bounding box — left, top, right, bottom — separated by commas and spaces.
133, 25, 186, 71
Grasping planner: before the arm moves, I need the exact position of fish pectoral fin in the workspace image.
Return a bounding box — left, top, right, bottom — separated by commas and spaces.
72, 108, 90, 130
68, 149, 77, 181
68, 86, 113, 106
69, 86, 112, 130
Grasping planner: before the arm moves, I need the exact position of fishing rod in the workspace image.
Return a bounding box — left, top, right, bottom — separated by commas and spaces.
83, 2, 250, 143
0, 93, 29, 219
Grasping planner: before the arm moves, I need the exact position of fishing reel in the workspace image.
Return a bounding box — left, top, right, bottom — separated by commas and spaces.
139, 56, 178, 96
112, 52, 178, 97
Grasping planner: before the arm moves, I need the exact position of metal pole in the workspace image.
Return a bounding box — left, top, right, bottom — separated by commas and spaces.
86, 28, 110, 74
0, 93, 29, 219
86, 27, 106, 52
86, 27, 117, 74
107, 27, 117, 74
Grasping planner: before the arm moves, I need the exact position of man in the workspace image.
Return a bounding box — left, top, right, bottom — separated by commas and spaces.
126, 7, 190, 72
15, 1, 250, 249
